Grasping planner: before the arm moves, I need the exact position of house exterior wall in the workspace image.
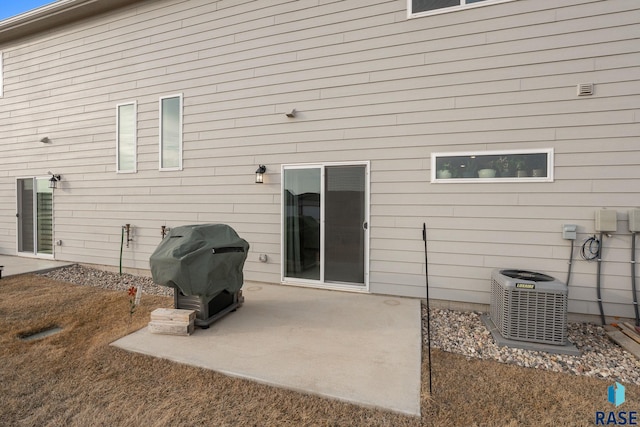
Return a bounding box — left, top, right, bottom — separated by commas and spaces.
0, 0, 639, 318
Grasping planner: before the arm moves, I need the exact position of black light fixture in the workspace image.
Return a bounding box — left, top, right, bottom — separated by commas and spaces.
255, 165, 266, 183
48, 171, 61, 189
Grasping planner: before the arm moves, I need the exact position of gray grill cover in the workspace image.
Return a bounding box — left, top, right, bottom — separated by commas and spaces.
150, 224, 249, 300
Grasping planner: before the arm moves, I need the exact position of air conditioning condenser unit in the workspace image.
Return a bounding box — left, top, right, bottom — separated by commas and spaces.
490, 269, 568, 346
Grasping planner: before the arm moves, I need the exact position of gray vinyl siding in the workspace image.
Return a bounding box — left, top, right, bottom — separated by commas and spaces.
0, 0, 639, 319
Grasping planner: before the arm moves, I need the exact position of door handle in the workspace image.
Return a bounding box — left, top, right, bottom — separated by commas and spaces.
362, 221, 368, 230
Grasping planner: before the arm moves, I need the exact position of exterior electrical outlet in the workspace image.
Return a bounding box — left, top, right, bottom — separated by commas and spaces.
629, 209, 640, 232
595, 210, 617, 233
562, 224, 577, 240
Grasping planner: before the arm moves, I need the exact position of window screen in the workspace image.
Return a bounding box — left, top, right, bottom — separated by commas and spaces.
160, 94, 183, 170
117, 102, 136, 173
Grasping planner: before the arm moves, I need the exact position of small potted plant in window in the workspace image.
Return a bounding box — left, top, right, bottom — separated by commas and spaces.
514, 157, 528, 177
436, 161, 453, 179
477, 157, 497, 178
495, 156, 513, 177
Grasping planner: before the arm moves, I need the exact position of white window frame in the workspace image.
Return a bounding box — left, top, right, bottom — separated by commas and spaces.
159, 93, 183, 171
15, 176, 56, 259
408, 0, 516, 19
431, 148, 554, 183
116, 101, 137, 173
281, 161, 371, 293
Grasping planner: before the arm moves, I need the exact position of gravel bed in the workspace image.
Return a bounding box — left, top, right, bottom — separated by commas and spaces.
424, 307, 640, 385
40, 264, 173, 297
39, 265, 640, 385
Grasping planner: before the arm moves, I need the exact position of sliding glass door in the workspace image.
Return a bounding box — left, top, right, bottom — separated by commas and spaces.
17, 178, 53, 256
283, 163, 368, 288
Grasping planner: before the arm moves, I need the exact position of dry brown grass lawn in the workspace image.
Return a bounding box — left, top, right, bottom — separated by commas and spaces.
1, 274, 638, 426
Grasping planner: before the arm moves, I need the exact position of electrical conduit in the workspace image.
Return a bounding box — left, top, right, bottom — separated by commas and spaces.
632, 232, 639, 327
580, 235, 605, 324
596, 232, 605, 325
566, 239, 574, 286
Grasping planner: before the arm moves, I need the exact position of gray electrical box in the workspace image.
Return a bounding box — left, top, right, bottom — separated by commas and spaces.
562, 224, 577, 240
595, 210, 617, 233
629, 209, 640, 232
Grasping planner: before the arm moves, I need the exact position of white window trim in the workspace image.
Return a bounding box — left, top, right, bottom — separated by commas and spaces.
159, 93, 183, 171
280, 161, 370, 294
15, 176, 56, 260
431, 148, 554, 183
116, 101, 137, 174
408, 0, 516, 19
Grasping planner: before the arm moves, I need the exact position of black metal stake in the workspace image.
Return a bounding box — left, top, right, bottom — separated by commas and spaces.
422, 223, 433, 395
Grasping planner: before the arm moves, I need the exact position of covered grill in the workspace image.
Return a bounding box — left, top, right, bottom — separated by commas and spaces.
150, 224, 250, 328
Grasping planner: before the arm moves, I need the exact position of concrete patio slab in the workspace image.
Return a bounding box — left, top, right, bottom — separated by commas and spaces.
0, 255, 73, 278
112, 283, 422, 416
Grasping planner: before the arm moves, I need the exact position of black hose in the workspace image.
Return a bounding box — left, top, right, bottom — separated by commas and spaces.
632, 232, 639, 327
596, 232, 605, 325
119, 226, 124, 276
580, 235, 600, 261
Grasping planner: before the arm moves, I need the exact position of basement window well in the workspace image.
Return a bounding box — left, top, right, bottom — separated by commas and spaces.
18, 325, 63, 342
431, 149, 553, 183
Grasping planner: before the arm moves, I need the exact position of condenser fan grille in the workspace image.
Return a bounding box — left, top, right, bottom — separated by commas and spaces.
499, 269, 554, 282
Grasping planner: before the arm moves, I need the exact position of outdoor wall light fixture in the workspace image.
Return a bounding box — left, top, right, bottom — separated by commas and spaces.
40, 137, 51, 143
48, 171, 61, 189
255, 165, 266, 183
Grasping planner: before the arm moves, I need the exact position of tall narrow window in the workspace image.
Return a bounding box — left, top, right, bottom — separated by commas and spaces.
159, 94, 183, 170
116, 102, 136, 173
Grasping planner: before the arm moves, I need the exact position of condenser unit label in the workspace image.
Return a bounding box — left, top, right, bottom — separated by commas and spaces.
515, 283, 535, 289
